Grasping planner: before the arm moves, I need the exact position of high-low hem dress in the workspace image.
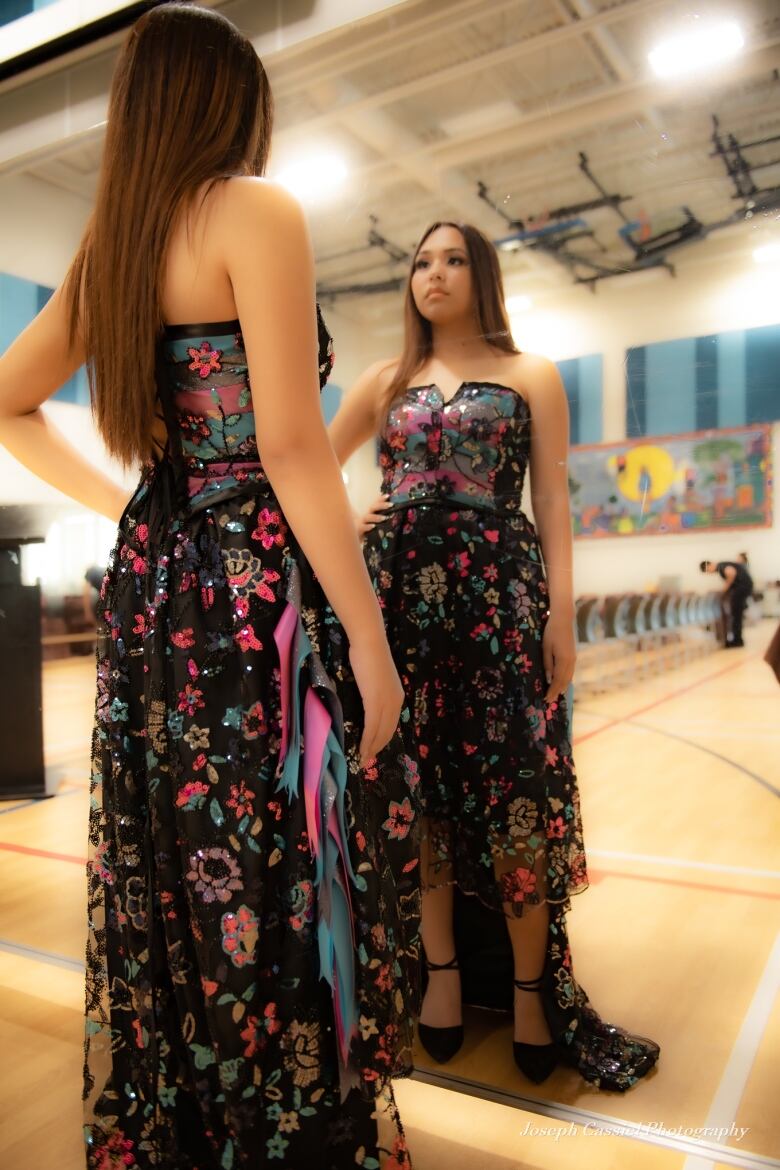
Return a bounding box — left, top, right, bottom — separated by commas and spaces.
363, 379, 659, 1092
83, 311, 421, 1169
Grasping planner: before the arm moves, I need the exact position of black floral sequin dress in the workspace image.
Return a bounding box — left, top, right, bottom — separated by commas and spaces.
363, 380, 659, 1091
83, 310, 421, 1170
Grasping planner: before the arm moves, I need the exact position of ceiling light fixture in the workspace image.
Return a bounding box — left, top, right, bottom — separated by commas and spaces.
648, 20, 744, 80
752, 242, 780, 264
506, 294, 532, 313
274, 152, 349, 204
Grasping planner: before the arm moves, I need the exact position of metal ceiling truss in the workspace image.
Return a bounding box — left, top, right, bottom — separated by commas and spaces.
317, 106, 780, 300
317, 215, 410, 301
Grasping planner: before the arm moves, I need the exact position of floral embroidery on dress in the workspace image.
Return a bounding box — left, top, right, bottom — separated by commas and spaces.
84, 310, 421, 1169
363, 380, 659, 1092
187, 340, 223, 378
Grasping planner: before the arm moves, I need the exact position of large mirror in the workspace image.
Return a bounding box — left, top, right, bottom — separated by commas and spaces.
0, 2, 778, 1168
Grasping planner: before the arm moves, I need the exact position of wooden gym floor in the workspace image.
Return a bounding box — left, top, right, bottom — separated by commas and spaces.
1, 621, 778, 1169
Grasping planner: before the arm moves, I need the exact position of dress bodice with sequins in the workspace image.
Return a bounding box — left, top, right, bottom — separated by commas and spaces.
378, 382, 531, 513
157, 306, 334, 511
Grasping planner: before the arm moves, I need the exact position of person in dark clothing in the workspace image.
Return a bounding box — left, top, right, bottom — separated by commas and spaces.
700, 559, 754, 647
83, 564, 105, 621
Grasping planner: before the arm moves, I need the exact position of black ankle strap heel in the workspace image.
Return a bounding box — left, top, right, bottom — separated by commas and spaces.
512, 976, 559, 1084
427, 956, 460, 971
418, 955, 464, 1064
513, 976, 543, 992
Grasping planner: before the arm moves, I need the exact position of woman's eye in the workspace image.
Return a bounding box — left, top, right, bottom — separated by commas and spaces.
414, 259, 429, 269
448, 256, 465, 265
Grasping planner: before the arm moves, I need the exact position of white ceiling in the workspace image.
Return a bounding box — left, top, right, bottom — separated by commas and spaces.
10, 0, 780, 308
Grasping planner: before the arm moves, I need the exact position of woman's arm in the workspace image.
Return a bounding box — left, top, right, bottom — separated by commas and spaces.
328, 361, 389, 465
329, 363, 395, 535
525, 355, 576, 699
222, 178, 402, 758
0, 287, 129, 522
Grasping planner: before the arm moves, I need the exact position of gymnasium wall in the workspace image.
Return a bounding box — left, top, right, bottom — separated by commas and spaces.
512, 254, 780, 594
335, 252, 780, 595
0, 167, 777, 596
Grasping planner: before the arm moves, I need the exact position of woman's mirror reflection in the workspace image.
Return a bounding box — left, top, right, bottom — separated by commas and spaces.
328, 219, 659, 1089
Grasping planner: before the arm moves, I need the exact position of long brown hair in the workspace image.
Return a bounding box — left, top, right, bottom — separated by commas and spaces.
65, 2, 273, 465
379, 221, 520, 420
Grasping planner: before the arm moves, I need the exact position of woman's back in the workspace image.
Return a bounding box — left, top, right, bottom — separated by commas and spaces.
81, 176, 421, 1170
0, 7, 421, 1163
161, 179, 247, 329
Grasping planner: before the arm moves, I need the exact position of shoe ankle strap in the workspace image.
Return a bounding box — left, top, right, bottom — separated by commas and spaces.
426, 955, 459, 971
514, 976, 543, 991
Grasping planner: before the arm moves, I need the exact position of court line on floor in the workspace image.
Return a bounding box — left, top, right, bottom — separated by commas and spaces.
681, 930, 780, 1170
573, 657, 778, 798
577, 714, 780, 740
579, 715, 779, 798
587, 850, 780, 881
0, 801, 35, 817
0, 936, 84, 973
587, 867, 780, 902
0, 842, 85, 865
572, 655, 756, 746
628, 719, 780, 798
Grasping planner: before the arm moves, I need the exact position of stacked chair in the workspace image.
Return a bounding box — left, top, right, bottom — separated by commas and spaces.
573, 589, 723, 694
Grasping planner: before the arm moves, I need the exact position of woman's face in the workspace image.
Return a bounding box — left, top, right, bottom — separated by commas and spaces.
410, 225, 474, 325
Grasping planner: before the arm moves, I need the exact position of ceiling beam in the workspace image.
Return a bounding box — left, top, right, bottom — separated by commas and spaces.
273, 0, 674, 141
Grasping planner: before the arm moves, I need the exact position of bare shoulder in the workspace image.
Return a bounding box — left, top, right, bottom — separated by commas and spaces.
222, 175, 301, 214
514, 350, 561, 382
217, 176, 307, 240
373, 357, 400, 391
345, 357, 399, 408
508, 350, 564, 402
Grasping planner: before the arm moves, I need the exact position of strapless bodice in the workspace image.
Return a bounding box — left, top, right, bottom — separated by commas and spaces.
379, 381, 531, 513
156, 307, 333, 510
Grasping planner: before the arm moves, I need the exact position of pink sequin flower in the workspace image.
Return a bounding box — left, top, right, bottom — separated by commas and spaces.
382, 796, 414, 841
187, 342, 222, 379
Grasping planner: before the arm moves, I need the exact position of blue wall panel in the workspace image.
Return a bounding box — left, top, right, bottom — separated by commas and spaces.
626, 346, 647, 438
556, 354, 602, 446
0, 1, 33, 25
1, 274, 89, 406
716, 329, 746, 427
0, 272, 38, 352
1, 0, 58, 26
320, 383, 343, 426
694, 335, 718, 431
557, 358, 580, 446
577, 354, 603, 445
745, 323, 780, 426
626, 323, 779, 437
645, 337, 696, 436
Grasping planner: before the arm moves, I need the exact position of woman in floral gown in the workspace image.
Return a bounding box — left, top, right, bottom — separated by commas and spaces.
329, 221, 659, 1090
0, 6, 420, 1167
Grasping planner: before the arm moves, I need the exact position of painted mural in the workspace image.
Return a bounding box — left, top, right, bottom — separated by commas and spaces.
569, 425, 772, 538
